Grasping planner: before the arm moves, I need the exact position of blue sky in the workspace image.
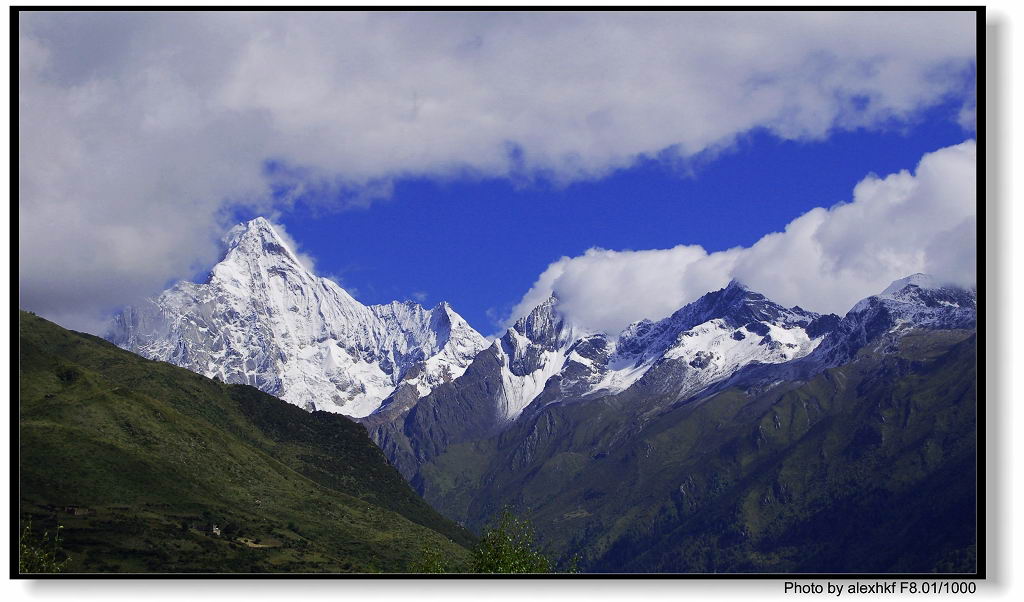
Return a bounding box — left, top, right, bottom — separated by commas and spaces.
244, 97, 972, 334
18, 11, 977, 334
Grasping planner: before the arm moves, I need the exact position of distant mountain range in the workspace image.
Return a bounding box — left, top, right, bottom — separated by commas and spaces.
100, 217, 978, 573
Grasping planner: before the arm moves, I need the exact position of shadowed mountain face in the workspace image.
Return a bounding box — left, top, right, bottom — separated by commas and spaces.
363, 280, 837, 484
19, 311, 472, 573
362, 275, 978, 573
482, 330, 977, 573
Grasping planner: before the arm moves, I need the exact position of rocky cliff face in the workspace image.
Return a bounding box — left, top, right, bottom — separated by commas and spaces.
363, 279, 847, 480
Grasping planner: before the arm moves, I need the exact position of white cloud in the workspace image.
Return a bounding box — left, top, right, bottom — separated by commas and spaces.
510, 245, 740, 334
510, 140, 977, 334
17, 11, 976, 331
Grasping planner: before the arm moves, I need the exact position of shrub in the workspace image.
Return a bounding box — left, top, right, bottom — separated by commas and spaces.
470, 510, 551, 574
410, 510, 556, 574
410, 544, 450, 573
19, 522, 71, 574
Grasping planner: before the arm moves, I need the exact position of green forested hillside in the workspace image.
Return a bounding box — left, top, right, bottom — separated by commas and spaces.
415, 330, 978, 573
18, 311, 472, 573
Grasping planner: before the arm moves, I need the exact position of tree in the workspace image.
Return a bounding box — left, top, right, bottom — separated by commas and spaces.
409, 544, 450, 573
469, 509, 551, 574
411, 509, 569, 574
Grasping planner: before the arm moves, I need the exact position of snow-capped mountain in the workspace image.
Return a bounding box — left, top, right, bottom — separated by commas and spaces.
365, 280, 840, 479
491, 297, 589, 421
107, 217, 488, 417
365, 273, 977, 483
807, 273, 977, 369
487, 280, 834, 421
394, 275, 979, 573
106, 217, 975, 437
705, 273, 978, 397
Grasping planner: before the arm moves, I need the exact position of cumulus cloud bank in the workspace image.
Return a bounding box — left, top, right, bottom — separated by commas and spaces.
511, 140, 977, 334
18, 11, 975, 331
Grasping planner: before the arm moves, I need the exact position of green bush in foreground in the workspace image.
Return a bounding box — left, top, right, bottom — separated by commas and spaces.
415, 510, 572, 574
20, 522, 70, 574
471, 511, 551, 573
410, 543, 452, 573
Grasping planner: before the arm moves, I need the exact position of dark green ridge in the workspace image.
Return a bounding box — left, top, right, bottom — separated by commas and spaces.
413, 329, 978, 573
18, 310, 473, 574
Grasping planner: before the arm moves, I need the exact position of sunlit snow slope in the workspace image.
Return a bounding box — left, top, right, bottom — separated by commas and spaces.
485, 281, 831, 422
107, 217, 488, 417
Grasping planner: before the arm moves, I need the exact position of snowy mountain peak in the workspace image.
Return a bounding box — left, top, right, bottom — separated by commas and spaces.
513, 295, 567, 347
225, 215, 275, 241
207, 216, 320, 300
222, 217, 300, 264
609, 282, 825, 388
723, 278, 749, 292
853, 273, 976, 315
107, 217, 488, 418
434, 300, 465, 322
880, 273, 938, 297
490, 274, 971, 426
805, 274, 977, 370
709, 282, 812, 327
482, 283, 830, 424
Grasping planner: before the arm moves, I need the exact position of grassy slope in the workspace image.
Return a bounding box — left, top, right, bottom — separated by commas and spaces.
18, 311, 472, 573
417, 330, 978, 573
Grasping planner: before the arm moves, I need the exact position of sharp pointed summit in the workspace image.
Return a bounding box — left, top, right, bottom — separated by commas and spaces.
512, 295, 568, 348
208, 217, 313, 287
107, 217, 488, 417
219, 217, 297, 264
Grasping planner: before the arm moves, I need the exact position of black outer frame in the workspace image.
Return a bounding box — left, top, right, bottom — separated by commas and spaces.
9, 4, 986, 580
